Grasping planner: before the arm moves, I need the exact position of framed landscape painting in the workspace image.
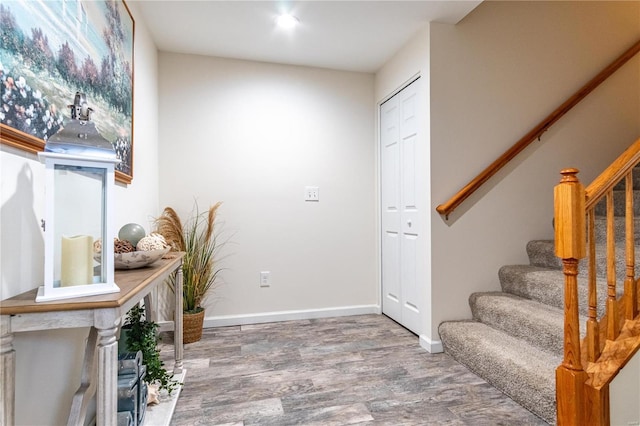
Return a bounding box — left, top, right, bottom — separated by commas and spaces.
0, 0, 135, 183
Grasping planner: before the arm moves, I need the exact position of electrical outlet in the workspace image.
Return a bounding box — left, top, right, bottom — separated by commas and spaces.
260, 271, 271, 287
305, 186, 319, 201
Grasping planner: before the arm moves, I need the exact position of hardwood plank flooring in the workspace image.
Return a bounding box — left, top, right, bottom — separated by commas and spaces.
159, 314, 548, 425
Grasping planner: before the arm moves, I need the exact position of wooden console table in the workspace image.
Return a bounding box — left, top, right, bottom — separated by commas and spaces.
0, 253, 184, 426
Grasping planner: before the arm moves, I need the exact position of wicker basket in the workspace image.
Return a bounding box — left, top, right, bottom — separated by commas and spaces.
183, 308, 205, 344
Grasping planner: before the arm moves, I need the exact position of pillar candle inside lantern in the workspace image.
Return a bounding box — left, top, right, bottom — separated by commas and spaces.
61, 235, 94, 286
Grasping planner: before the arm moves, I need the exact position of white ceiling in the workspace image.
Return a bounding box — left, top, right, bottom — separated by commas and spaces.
134, 1, 481, 73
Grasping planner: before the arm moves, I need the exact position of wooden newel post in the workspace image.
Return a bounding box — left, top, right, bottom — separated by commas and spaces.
554, 168, 588, 425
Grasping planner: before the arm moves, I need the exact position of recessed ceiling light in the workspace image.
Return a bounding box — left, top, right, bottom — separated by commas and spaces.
276, 13, 299, 29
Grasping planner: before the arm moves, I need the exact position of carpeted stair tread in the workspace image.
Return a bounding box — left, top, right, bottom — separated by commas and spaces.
593, 216, 640, 243
526, 239, 640, 280
499, 264, 616, 318
439, 321, 559, 424
586, 242, 640, 280
499, 265, 564, 309
470, 292, 584, 357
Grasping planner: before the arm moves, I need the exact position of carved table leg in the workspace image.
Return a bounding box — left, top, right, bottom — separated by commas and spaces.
0, 316, 15, 426
95, 316, 120, 426
144, 291, 158, 325
67, 327, 98, 426
174, 262, 184, 374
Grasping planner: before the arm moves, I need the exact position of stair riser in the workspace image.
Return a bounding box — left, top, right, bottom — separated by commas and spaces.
470, 292, 567, 358
527, 239, 640, 281
498, 265, 618, 318
439, 322, 558, 424
527, 240, 562, 269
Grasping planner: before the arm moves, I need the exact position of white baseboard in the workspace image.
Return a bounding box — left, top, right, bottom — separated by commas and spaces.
202, 305, 380, 328
419, 334, 443, 353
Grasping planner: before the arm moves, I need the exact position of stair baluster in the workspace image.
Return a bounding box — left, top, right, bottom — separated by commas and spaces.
586, 210, 600, 363
605, 191, 619, 341
624, 173, 637, 320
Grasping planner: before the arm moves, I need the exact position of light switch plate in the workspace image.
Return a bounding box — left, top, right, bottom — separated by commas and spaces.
260, 271, 271, 287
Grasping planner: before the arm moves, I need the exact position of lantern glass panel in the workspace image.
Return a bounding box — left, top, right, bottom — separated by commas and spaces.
53, 164, 106, 287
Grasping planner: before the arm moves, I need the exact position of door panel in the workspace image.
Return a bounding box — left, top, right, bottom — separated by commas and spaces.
399, 83, 421, 333
401, 233, 420, 332
402, 135, 417, 214
381, 78, 422, 334
382, 230, 401, 321
381, 97, 401, 323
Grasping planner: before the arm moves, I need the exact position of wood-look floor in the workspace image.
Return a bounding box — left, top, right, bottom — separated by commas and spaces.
159, 314, 548, 425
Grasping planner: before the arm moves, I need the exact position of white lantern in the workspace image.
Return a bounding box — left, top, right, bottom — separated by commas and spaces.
36, 93, 120, 302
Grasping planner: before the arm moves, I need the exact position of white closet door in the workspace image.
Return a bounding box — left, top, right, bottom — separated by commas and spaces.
381, 78, 422, 334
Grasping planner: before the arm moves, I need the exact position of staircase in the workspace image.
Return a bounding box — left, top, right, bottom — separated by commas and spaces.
438, 167, 640, 425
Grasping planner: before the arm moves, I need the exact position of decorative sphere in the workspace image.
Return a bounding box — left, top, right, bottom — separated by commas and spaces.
118, 223, 146, 248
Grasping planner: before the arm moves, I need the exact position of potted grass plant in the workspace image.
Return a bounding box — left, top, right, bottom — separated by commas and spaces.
155, 201, 223, 343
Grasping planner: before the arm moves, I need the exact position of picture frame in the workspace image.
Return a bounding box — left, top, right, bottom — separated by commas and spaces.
0, 0, 135, 184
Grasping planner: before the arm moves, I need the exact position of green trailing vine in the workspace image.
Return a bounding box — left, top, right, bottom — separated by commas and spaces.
122, 304, 181, 394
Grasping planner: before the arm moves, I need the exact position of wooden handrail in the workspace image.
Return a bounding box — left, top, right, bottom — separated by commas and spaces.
437, 38, 640, 219
586, 137, 640, 209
